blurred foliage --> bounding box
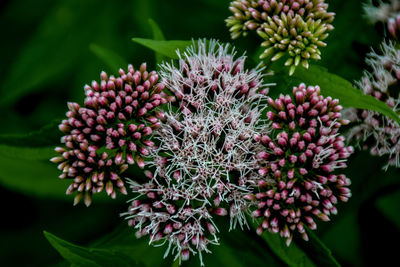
[0,0,399,266]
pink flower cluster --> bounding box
[51,64,170,205]
[226,0,335,74]
[250,84,353,244]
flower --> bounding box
[249,84,353,245]
[363,0,400,38]
[123,40,271,265]
[226,0,335,75]
[50,64,170,206]
[346,40,400,169]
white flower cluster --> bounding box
[363,0,400,37]
[123,40,272,265]
[346,41,400,169]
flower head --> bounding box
[346,40,400,169]
[123,40,271,265]
[250,84,352,245]
[363,0,400,38]
[51,64,170,206]
[226,0,335,75]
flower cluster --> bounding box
[51,64,170,206]
[363,0,400,38]
[249,84,353,245]
[123,40,271,265]
[47,0,362,263]
[226,0,335,75]
[346,41,400,169]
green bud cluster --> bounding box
[226,0,335,75]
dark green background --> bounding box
[0,0,399,266]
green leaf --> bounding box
[148,19,167,64]
[199,228,283,267]
[317,151,399,266]
[249,218,316,267]
[51,221,284,267]
[295,228,341,267]
[376,189,400,229]
[49,225,169,267]
[321,212,361,266]
[0,0,100,106]
[270,64,400,125]
[0,0,137,107]
[0,122,120,202]
[320,0,380,81]
[43,231,141,267]
[132,0,153,37]
[89,44,128,74]
[148,19,165,41]
[0,121,66,198]
[0,120,61,147]
[132,38,192,59]
[0,144,69,199]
